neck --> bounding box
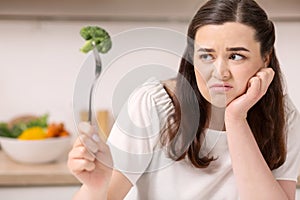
[207,105,226,131]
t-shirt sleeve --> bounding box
[107,78,174,185]
[272,95,300,182]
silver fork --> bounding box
[88,44,102,123]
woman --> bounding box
[68,0,300,199]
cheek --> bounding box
[194,68,210,98]
[193,59,212,83]
[233,66,260,93]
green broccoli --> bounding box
[0,123,12,138]
[80,26,112,54]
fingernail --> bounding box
[92,133,100,142]
[78,122,92,133]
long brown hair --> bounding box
[161,0,286,170]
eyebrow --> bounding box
[197,48,215,52]
[226,47,250,52]
[197,47,250,52]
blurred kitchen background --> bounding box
[0,0,299,199]
[1,0,300,136]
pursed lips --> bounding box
[209,83,233,92]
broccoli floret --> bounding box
[80,26,112,54]
[0,123,12,138]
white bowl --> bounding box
[0,136,72,164]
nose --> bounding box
[212,59,231,80]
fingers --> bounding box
[247,76,261,98]
[255,67,275,96]
[70,140,96,161]
[69,122,113,173]
[68,158,96,173]
[78,121,94,137]
[248,68,274,100]
[76,122,109,154]
[80,134,99,153]
[238,68,274,112]
[68,139,96,173]
[225,68,275,119]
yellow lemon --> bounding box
[18,127,47,140]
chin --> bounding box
[208,96,229,108]
[211,101,227,108]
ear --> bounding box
[263,52,271,68]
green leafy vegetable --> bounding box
[0,123,12,138]
[80,26,112,54]
[0,114,49,138]
[26,114,48,128]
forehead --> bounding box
[194,22,259,48]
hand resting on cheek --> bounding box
[225,67,275,120]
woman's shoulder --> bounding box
[127,77,176,116]
[129,77,176,98]
[284,94,300,127]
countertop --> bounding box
[0,150,299,188]
[0,151,80,186]
[0,110,109,187]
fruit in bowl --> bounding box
[0,114,72,164]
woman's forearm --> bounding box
[225,118,288,200]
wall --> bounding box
[0,20,187,134]
[0,19,299,135]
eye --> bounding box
[199,54,214,62]
[229,53,245,61]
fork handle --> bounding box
[88,80,96,123]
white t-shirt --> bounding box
[107,78,300,200]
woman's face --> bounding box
[193,22,269,107]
